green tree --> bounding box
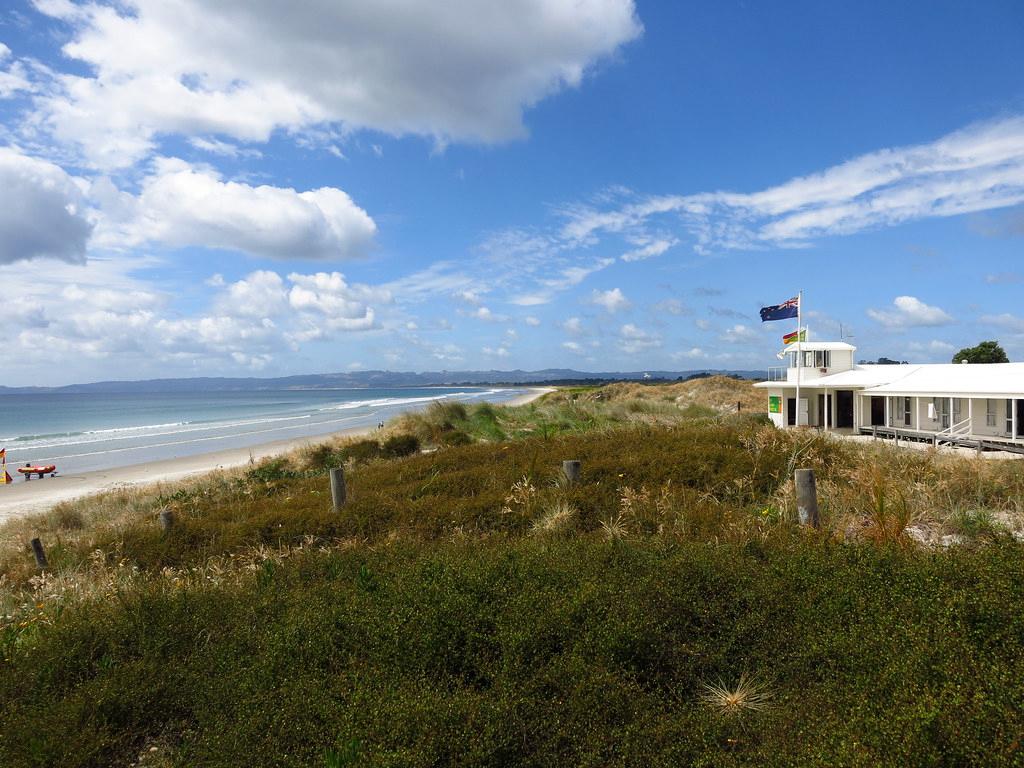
[952,340,1009,364]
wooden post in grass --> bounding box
[30,537,48,570]
[794,469,820,529]
[159,509,174,533]
[562,460,581,485]
[330,467,347,510]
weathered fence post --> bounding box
[330,467,347,510]
[794,469,820,529]
[30,537,48,570]
[561,460,581,485]
[158,509,175,533]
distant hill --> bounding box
[0,368,765,394]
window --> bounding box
[789,350,831,368]
[1007,399,1014,435]
[987,399,997,427]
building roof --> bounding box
[777,341,856,354]
[753,365,921,390]
[755,362,1024,397]
[862,363,1024,398]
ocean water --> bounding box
[0,387,522,475]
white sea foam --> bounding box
[28,412,367,462]
[2,386,520,474]
[319,389,507,411]
[84,421,189,435]
[13,414,313,452]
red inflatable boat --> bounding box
[18,465,57,479]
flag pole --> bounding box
[796,290,802,426]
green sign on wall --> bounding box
[768,395,781,414]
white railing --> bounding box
[935,417,972,445]
[943,417,972,437]
[767,366,787,382]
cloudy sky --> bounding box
[1,0,1023,385]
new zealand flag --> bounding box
[759,296,799,322]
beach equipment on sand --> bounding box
[17,464,57,480]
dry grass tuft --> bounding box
[701,672,773,715]
[530,500,577,536]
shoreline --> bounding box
[0,387,554,523]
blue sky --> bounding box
[0,0,1022,386]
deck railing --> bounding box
[940,416,972,438]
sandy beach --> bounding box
[0,387,553,524]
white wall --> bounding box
[971,398,1011,438]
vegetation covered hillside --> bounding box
[1,385,1023,767]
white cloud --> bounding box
[985,272,1024,284]
[524,316,541,326]
[563,317,583,334]
[618,323,660,353]
[0,255,401,381]
[621,237,675,262]
[214,270,288,318]
[556,115,1024,254]
[721,324,760,343]
[33,0,642,167]
[867,296,953,328]
[695,318,712,331]
[0,147,92,264]
[287,271,386,331]
[672,347,707,360]
[99,157,376,260]
[590,287,631,313]
[654,298,688,316]
[188,136,261,159]
[509,257,615,305]
[562,340,583,353]
[462,306,507,322]
[482,346,509,358]
[980,313,1024,332]
[0,44,33,98]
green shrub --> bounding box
[440,429,472,447]
[3,540,1024,766]
[338,439,382,464]
[382,434,420,457]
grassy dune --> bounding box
[2,379,1024,766]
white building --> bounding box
[754,341,1024,449]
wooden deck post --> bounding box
[330,467,346,510]
[794,469,820,528]
[30,537,48,570]
[562,460,581,485]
